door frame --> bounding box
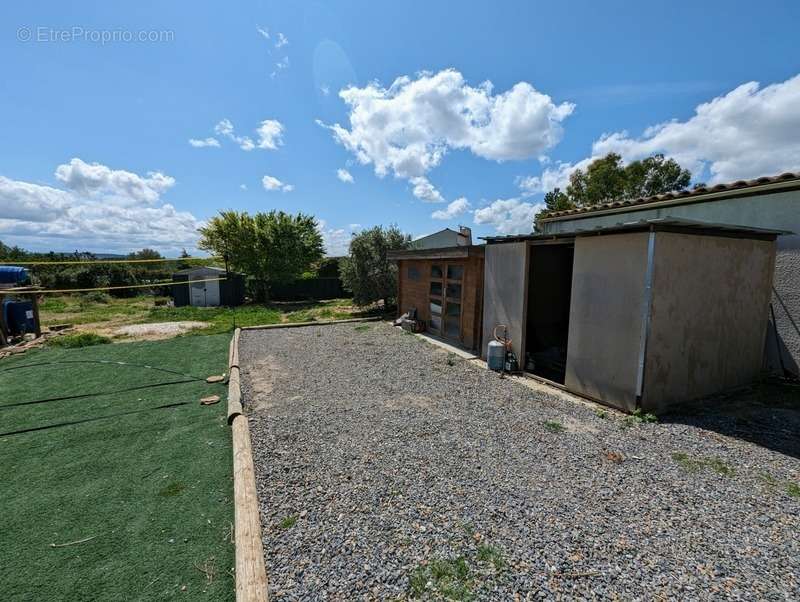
[427,261,465,344]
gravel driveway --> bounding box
[240,322,799,600]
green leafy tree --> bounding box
[339,225,411,307]
[534,153,691,228]
[198,210,324,301]
[0,240,28,261]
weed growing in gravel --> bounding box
[543,420,565,433]
[594,409,608,419]
[623,408,658,427]
[786,482,800,498]
[353,325,371,332]
[671,453,735,476]
[477,544,505,571]
[278,515,298,529]
[409,556,472,600]
[447,353,457,366]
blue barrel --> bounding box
[0,266,29,285]
[2,298,35,335]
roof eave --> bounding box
[539,177,800,223]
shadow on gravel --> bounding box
[660,381,800,459]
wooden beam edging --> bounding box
[228,327,269,602]
[227,328,243,423]
[239,315,383,331]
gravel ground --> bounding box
[240,322,800,601]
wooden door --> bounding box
[428,262,464,343]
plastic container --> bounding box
[2,298,35,335]
[487,339,506,371]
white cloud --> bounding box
[431,197,471,220]
[517,158,593,195]
[0,177,71,222]
[188,137,220,148]
[275,32,288,48]
[271,56,290,78]
[336,168,354,183]
[255,119,284,150]
[317,219,351,256]
[240,184,247,190]
[317,69,574,201]
[262,175,294,192]
[54,157,175,205]
[206,118,282,152]
[409,176,444,203]
[321,85,330,96]
[256,26,270,40]
[0,160,201,253]
[473,198,542,234]
[537,74,800,189]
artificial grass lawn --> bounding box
[0,334,235,600]
[39,295,368,335]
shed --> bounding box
[388,245,485,352]
[482,218,783,414]
[172,266,245,307]
[537,172,800,377]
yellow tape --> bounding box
[0,277,227,295]
[0,256,221,266]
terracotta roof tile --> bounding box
[540,171,800,220]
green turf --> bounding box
[0,335,235,600]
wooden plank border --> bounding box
[227,317,384,601]
[228,327,268,601]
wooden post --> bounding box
[227,327,268,601]
[29,293,41,338]
[0,291,8,347]
[227,329,243,423]
[232,414,269,602]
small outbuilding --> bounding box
[482,218,784,414]
[172,266,245,307]
[389,245,485,352]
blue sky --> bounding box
[1,1,799,255]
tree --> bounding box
[198,210,324,301]
[339,225,411,307]
[127,248,162,260]
[535,153,691,228]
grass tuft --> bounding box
[48,332,111,348]
[672,452,734,476]
[623,408,658,427]
[409,556,472,600]
[786,482,800,498]
[279,515,298,530]
[353,324,371,332]
[543,420,565,433]
[477,544,505,571]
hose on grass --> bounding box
[0,378,202,409]
[0,401,190,438]
[0,359,207,381]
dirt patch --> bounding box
[113,321,208,340]
[247,356,281,411]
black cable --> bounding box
[0,378,200,409]
[0,359,206,380]
[0,401,189,438]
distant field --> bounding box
[0,334,235,600]
[38,295,377,339]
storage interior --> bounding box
[525,243,574,383]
